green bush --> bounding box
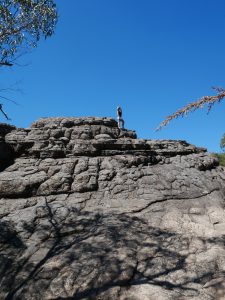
[220,133,225,151]
[212,153,225,167]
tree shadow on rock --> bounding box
[0,204,223,299]
[0,221,26,299]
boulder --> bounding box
[0,117,225,300]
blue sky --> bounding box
[2,0,225,152]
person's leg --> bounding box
[121,118,124,129]
[117,117,120,128]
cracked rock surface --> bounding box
[0,117,225,300]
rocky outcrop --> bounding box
[0,117,225,300]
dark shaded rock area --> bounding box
[0,124,16,171]
[0,117,225,300]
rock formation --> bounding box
[0,117,225,300]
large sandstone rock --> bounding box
[0,117,225,300]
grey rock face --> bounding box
[0,117,225,300]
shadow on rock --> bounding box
[1,205,224,299]
[0,221,26,298]
[0,142,14,172]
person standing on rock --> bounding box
[0,104,11,121]
[117,106,124,129]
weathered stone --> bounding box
[0,117,225,300]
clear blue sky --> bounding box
[2,0,225,152]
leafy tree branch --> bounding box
[0,0,58,120]
[0,0,58,67]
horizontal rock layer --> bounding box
[0,117,225,300]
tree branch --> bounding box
[156,87,225,131]
[0,61,13,67]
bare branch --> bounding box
[0,80,23,94]
[0,104,11,120]
[156,87,225,131]
[0,95,19,106]
[0,61,13,67]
